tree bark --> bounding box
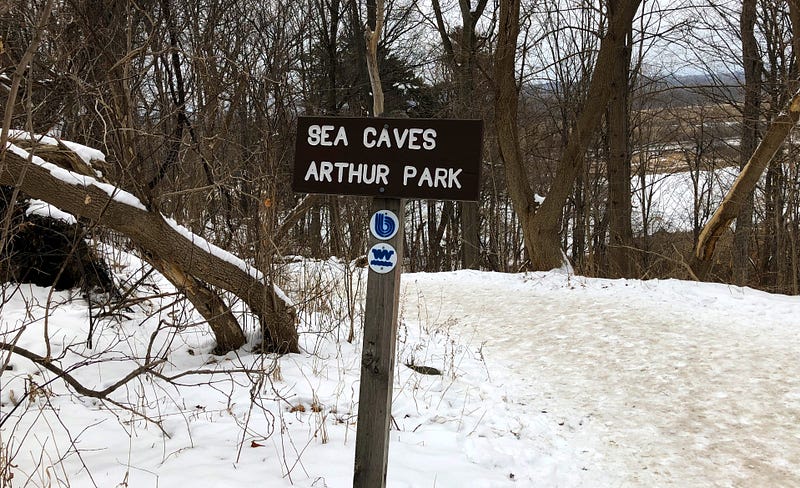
[365,0,384,116]
[692,88,800,279]
[732,0,760,286]
[495,0,534,266]
[606,0,634,278]
[462,202,481,269]
[790,1,800,86]
[1,144,298,353]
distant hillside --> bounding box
[522,71,744,109]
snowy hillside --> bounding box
[2,256,799,487]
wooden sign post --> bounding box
[293,115,482,488]
[353,197,403,486]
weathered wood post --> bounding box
[353,1,396,484]
[353,198,403,486]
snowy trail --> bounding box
[401,271,800,487]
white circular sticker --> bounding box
[368,243,398,274]
[369,210,399,240]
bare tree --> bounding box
[430,0,491,269]
[731,0,761,285]
[496,0,641,271]
[692,0,799,284]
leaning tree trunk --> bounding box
[692,88,800,280]
[1,142,298,353]
[151,256,247,354]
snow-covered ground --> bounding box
[2,256,799,487]
[404,271,800,487]
[632,167,737,234]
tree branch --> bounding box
[0,0,55,153]
[0,342,165,400]
[275,193,322,242]
[431,0,455,58]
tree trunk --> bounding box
[606,2,634,278]
[571,172,586,269]
[732,0,760,286]
[692,88,800,279]
[461,202,480,268]
[1,143,298,353]
[494,0,534,265]
[365,0,384,117]
[151,256,246,354]
[791,1,800,66]
[457,3,485,270]
[309,205,322,257]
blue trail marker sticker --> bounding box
[369,210,399,240]
[368,243,398,274]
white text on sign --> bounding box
[304,161,462,189]
[307,124,438,150]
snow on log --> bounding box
[1,139,298,353]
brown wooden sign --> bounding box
[293,116,483,201]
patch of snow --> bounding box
[403,270,800,487]
[632,168,737,234]
[60,139,107,164]
[6,142,147,211]
[25,199,77,224]
[273,283,294,306]
[7,130,106,173]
